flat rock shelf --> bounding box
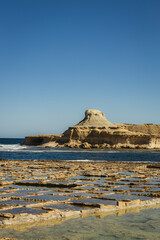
[0,160,160,229]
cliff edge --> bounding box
[22,109,160,149]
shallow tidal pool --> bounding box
[0,206,160,240]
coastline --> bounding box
[21,109,160,150]
[0,160,160,229]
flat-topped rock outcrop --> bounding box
[75,109,116,128]
[22,109,160,149]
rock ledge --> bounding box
[22,109,160,149]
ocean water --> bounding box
[0,138,160,162]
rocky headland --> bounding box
[22,109,160,149]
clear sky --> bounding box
[1,0,160,138]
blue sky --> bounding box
[1,0,160,138]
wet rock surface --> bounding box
[0,159,160,228]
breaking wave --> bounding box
[0,144,27,151]
[0,144,118,153]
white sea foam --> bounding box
[67,159,102,162]
[0,144,52,153]
[0,144,120,154]
[0,144,27,151]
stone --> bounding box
[22,109,160,149]
[0,238,20,240]
[0,159,160,228]
[75,109,116,128]
[0,213,13,218]
[80,142,92,149]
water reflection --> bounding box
[1,206,160,240]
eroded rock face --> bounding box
[75,109,115,128]
[22,109,160,149]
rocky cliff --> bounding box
[22,109,160,149]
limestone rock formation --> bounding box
[22,109,160,149]
[75,109,115,128]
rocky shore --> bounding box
[0,159,160,229]
[22,109,160,149]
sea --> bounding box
[1,138,160,162]
[0,138,160,239]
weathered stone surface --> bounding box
[22,109,160,149]
[75,109,115,128]
[0,213,13,218]
[0,238,20,240]
[0,160,160,228]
